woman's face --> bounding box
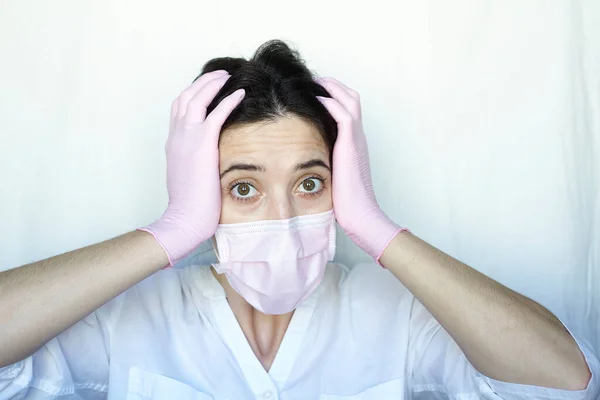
[218,116,332,224]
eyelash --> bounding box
[228,180,255,203]
[299,176,326,197]
[227,176,327,203]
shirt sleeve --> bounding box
[0,294,124,400]
[407,297,600,400]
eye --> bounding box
[231,182,258,199]
[298,178,322,193]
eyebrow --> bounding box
[220,159,330,179]
[220,163,266,179]
[294,159,331,172]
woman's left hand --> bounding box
[317,78,406,262]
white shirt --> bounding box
[1,262,598,400]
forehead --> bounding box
[219,117,328,165]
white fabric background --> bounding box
[1,1,598,350]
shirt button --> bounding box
[262,390,273,399]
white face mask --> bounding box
[211,210,336,315]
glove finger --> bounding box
[176,70,229,117]
[319,77,360,100]
[204,89,246,146]
[317,78,361,118]
[317,96,353,131]
[184,76,232,124]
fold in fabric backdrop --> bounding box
[0,0,598,349]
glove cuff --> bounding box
[346,208,409,265]
[139,213,206,268]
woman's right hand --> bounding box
[0,71,244,369]
[140,71,245,266]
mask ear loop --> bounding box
[210,237,227,278]
[211,237,221,262]
[328,212,337,261]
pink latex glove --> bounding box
[140,70,245,267]
[317,77,408,263]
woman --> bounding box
[0,40,597,399]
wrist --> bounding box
[132,229,171,271]
[377,228,412,269]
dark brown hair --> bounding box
[196,40,337,155]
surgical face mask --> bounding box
[211,210,336,315]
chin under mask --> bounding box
[211,210,336,315]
